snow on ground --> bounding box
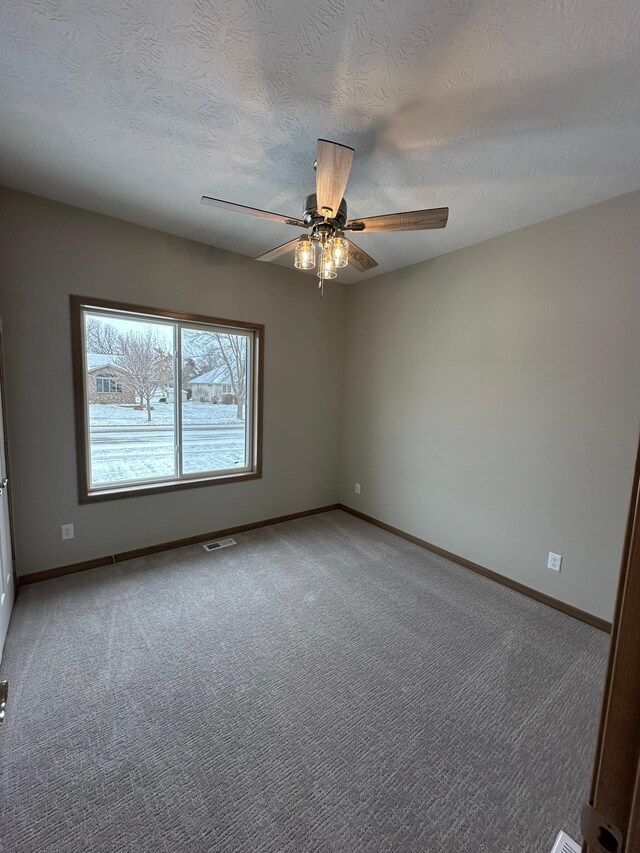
[91,454,176,486]
[88,402,246,485]
[89,402,243,426]
[90,443,245,486]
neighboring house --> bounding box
[86,353,136,404]
[189,368,236,402]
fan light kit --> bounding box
[202,139,449,298]
[294,232,349,279]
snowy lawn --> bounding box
[90,440,246,486]
[89,402,243,426]
[87,402,246,486]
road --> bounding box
[90,424,244,453]
[89,424,246,472]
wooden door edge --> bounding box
[584,427,640,851]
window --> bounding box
[72,296,263,501]
[96,373,122,394]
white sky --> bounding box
[86,312,175,348]
[85,313,247,360]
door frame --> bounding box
[0,323,18,596]
[584,428,640,851]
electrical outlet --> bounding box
[61,523,75,541]
[355,483,361,495]
[547,552,562,572]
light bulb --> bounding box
[294,236,315,270]
[331,235,349,268]
[317,248,337,280]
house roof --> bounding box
[190,367,232,385]
[86,352,126,372]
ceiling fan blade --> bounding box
[315,139,354,218]
[346,239,378,272]
[201,196,305,227]
[347,207,449,233]
[254,237,301,263]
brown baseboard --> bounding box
[19,504,340,586]
[338,504,612,634]
[20,501,613,634]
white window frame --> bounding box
[96,373,122,394]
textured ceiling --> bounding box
[1,0,640,281]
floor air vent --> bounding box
[203,538,237,552]
[550,831,580,853]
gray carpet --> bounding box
[0,510,607,852]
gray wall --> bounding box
[340,192,640,621]
[0,187,345,576]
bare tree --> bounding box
[181,356,198,390]
[182,329,248,419]
[213,333,247,419]
[181,332,220,377]
[86,317,120,354]
[118,329,173,422]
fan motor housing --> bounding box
[303,193,347,228]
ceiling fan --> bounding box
[201,139,449,297]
